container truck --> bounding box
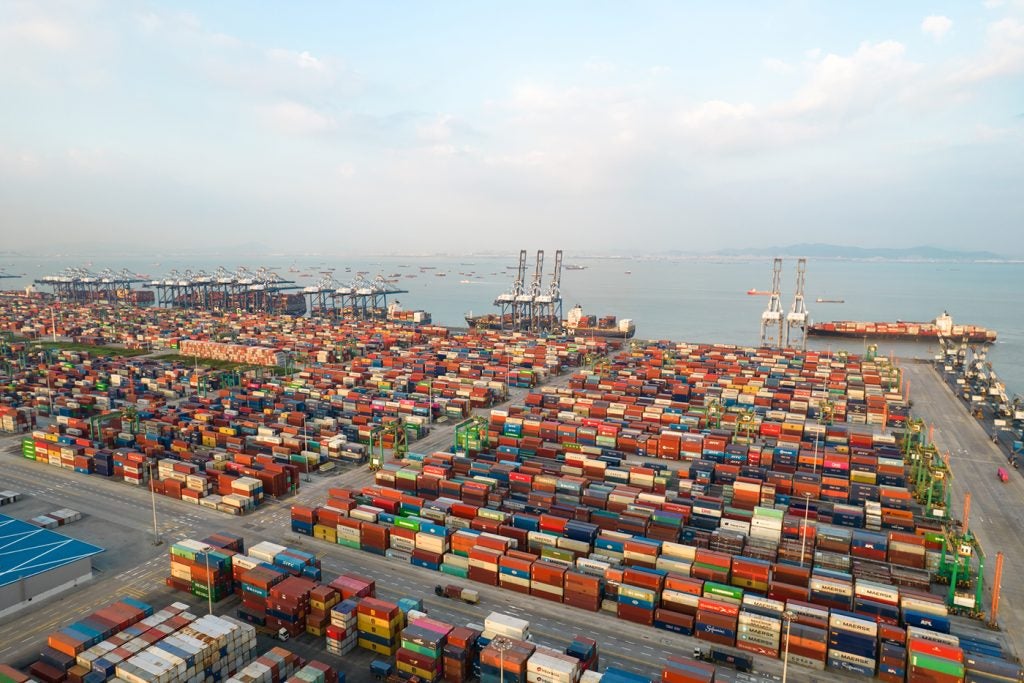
[435,583,480,604]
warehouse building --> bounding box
[0,513,104,618]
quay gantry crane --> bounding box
[37,267,148,303]
[493,250,528,330]
[759,258,784,348]
[302,272,340,316]
[785,258,810,350]
[482,249,564,332]
[147,266,302,313]
[533,250,563,332]
[521,250,545,330]
[334,274,408,320]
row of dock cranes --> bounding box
[758,257,810,349]
[33,266,412,319]
[474,249,564,332]
[34,268,149,303]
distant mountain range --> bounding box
[712,243,1005,261]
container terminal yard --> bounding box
[1,282,1023,683]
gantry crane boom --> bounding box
[786,257,810,349]
[759,258,784,347]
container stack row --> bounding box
[298,486,1021,682]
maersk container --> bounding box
[826,656,874,677]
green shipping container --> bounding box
[910,653,965,678]
[440,564,469,579]
[401,640,440,658]
[395,517,420,532]
[703,581,744,602]
[541,547,574,564]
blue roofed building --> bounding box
[0,513,104,618]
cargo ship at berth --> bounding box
[564,304,635,339]
[808,312,996,343]
[464,305,635,338]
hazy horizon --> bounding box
[2,2,1022,254]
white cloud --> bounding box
[762,57,794,74]
[260,101,335,134]
[136,12,162,33]
[416,114,455,142]
[786,41,921,115]
[0,18,75,50]
[922,15,953,41]
[949,18,1024,83]
[267,48,327,72]
[583,57,615,74]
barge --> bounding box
[808,312,996,343]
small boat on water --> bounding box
[747,289,772,296]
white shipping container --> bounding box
[828,649,875,668]
[829,615,878,637]
[485,612,530,641]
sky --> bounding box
[1,1,1023,255]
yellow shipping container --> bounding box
[396,662,435,680]
[357,621,399,639]
[357,639,395,656]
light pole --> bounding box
[812,428,819,474]
[800,492,812,567]
[148,461,162,546]
[302,415,311,482]
[782,610,795,683]
[426,379,433,424]
[200,544,214,615]
[491,636,513,683]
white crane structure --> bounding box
[759,258,785,348]
[785,258,810,349]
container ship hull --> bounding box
[808,319,996,343]
[465,314,636,338]
[565,325,636,339]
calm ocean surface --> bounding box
[4,254,1022,397]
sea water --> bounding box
[5,254,1021,396]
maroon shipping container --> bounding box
[616,603,654,626]
[563,591,601,612]
[768,581,809,603]
[397,648,442,673]
[468,566,498,586]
